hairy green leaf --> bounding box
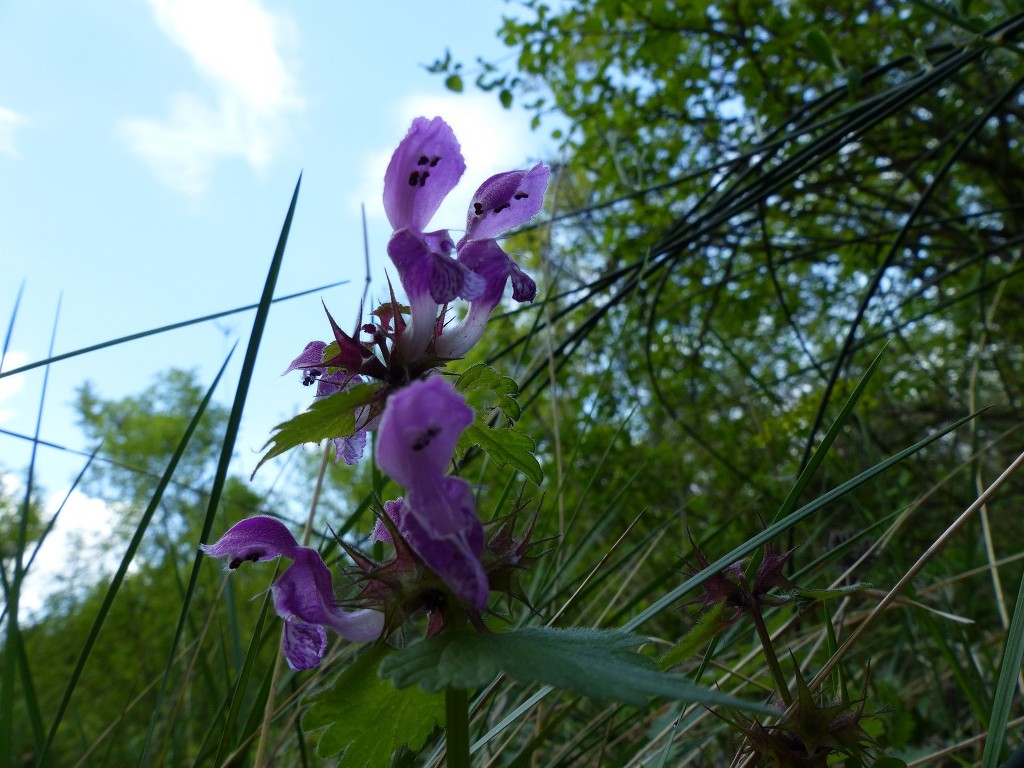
[303,646,443,766]
[379,627,769,712]
[253,383,379,476]
[455,363,522,422]
[460,423,543,485]
[658,603,728,670]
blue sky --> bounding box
[0,0,553,612]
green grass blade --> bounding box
[34,346,235,765]
[981,564,1024,768]
[139,174,301,766]
[1,294,60,765]
[211,585,276,766]
[0,279,24,370]
[771,341,888,525]
[623,410,978,633]
[0,279,342,381]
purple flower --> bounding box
[384,117,484,360]
[201,516,384,670]
[284,341,372,466]
[375,377,489,608]
[459,164,550,246]
[436,164,549,359]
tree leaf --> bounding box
[803,29,839,70]
[460,423,543,485]
[445,74,464,92]
[253,383,379,476]
[379,627,769,713]
[302,645,443,766]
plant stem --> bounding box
[749,603,792,706]
[445,687,471,768]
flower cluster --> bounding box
[202,117,548,669]
[282,117,548,467]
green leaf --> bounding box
[803,29,839,70]
[455,363,522,422]
[303,646,443,766]
[445,74,464,92]
[460,423,543,485]
[658,603,728,670]
[253,383,379,476]
[379,627,769,713]
[796,583,869,601]
[499,88,513,108]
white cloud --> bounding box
[121,0,303,196]
[0,350,27,425]
[353,92,549,231]
[18,489,121,619]
[0,107,28,159]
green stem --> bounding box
[445,687,471,768]
[750,603,792,706]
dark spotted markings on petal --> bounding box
[229,552,265,569]
[473,202,484,216]
[514,191,528,200]
[411,425,441,451]
[492,202,511,214]
[409,170,431,187]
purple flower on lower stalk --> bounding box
[383,117,483,361]
[201,516,384,670]
[375,377,489,608]
[435,163,549,360]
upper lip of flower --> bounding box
[383,116,467,235]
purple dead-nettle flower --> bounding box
[459,163,550,246]
[375,377,489,609]
[384,117,484,361]
[201,516,384,670]
[284,343,372,466]
[435,163,550,359]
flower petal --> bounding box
[332,430,367,466]
[272,548,385,643]
[284,341,327,375]
[401,477,488,609]
[509,260,537,302]
[388,228,481,304]
[372,498,406,544]
[376,377,474,489]
[384,117,466,232]
[200,516,300,569]
[281,620,328,671]
[463,163,550,242]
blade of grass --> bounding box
[770,342,889,526]
[980,554,1024,768]
[0,294,60,764]
[139,174,301,766]
[0,279,343,381]
[0,279,24,371]
[34,344,235,765]
[623,409,978,633]
[210,578,277,767]
[0,447,101,627]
